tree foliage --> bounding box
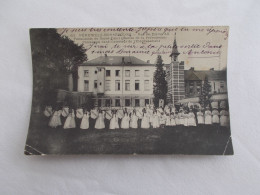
[153,55,168,107]
[30,29,87,108]
[199,76,211,109]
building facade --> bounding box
[77,55,155,107]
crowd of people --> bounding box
[43,102,230,130]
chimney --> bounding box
[147,60,150,64]
[190,67,194,71]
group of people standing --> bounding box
[44,103,230,130]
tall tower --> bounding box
[168,33,185,103]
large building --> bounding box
[77,55,155,107]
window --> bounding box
[115,99,120,106]
[135,80,140,90]
[125,80,130,91]
[94,80,97,88]
[115,80,120,91]
[145,99,149,105]
[106,70,111,77]
[135,99,140,107]
[105,80,111,91]
[135,70,140,77]
[95,70,97,74]
[144,70,149,77]
[115,70,120,77]
[84,80,89,91]
[125,70,130,77]
[189,81,194,93]
[84,70,89,77]
[105,99,111,107]
[125,99,130,107]
[220,81,224,88]
[144,80,149,91]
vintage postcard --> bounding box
[25,26,233,155]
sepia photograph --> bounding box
[25,26,233,155]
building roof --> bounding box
[185,69,227,81]
[81,56,153,66]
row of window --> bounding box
[84,80,150,91]
[84,69,150,77]
[97,99,150,107]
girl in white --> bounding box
[188,111,197,127]
[151,110,160,128]
[178,109,185,126]
[130,110,138,129]
[121,110,130,129]
[165,113,171,127]
[80,109,90,129]
[64,109,76,129]
[141,109,150,129]
[49,107,62,128]
[110,110,119,129]
[183,111,189,127]
[212,109,220,124]
[220,109,229,127]
[197,109,205,125]
[204,107,212,125]
[159,112,167,128]
[95,110,105,129]
[170,112,176,126]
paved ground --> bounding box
[25,114,234,155]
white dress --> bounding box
[80,113,89,129]
[63,111,76,129]
[166,115,171,126]
[188,112,196,126]
[212,110,220,124]
[197,112,204,124]
[220,110,229,127]
[121,113,130,129]
[141,113,150,129]
[205,110,212,125]
[95,113,105,129]
[184,113,189,126]
[170,114,176,126]
[130,114,138,129]
[152,114,160,128]
[49,111,62,128]
[110,114,119,129]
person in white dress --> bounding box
[188,111,197,127]
[80,110,90,129]
[63,109,76,129]
[95,110,105,129]
[178,109,185,126]
[204,107,212,125]
[121,111,130,129]
[130,110,138,129]
[141,109,150,129]
[109,110,119,129]
[197,109,205,125]
[159,112,167,128]
[76,107,84,127]
[220,109,229,127]
[90,108,98,129]
[165,113,171,127]
[183,111,189,127]
[212,109,220,124]
[152,110,160,128]
[48,108,62,128]
[170,112,176,126]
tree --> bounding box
[153,55,168,107]
[199,76,211,109]
[30,29,87,109]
